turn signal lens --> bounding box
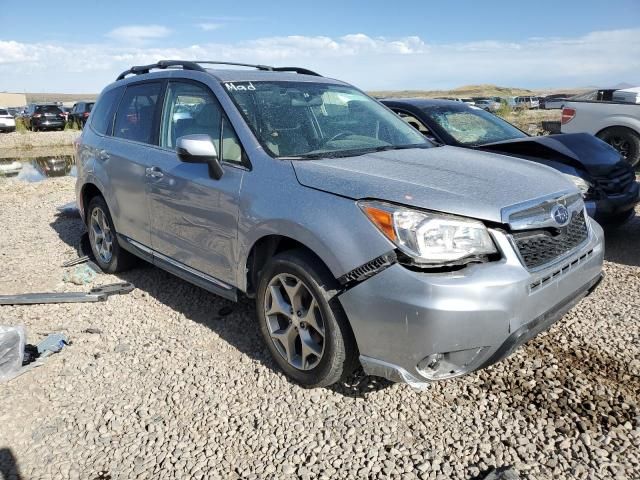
[361,205,397,242]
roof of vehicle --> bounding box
[203,68,346,85]
[113,60,347,86]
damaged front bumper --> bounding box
[338,219,604,389]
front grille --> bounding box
[512,210,588,269]
[593,164,636,195]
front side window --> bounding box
[424,106,527,146]
[114,82,162,144]
[91,87,124,136]
[160,81,243,164]
[224,81,429,158]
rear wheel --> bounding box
[597,127,640,168]
[86,196,136,273]
[256,250,357,387]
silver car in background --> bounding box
[75,60,604,388]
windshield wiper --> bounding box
[279,143,430,160]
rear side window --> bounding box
[91,87,124,136]
[114,82,162,144]
[0,109,8,115]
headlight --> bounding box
[358,200,497,266]
[563,174,592,196]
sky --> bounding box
[0,0,639,93]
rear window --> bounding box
[87,103,95,111]
[36,105,62,114]
[91,87,124,136]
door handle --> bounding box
[145,166,164,179]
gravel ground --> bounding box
[0,177,638,480]
[0,130,79,153]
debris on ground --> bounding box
[37,333,69,357]
[83,327,103,335]
[482,466,520,479]
[0,282,135,305]
[0,325,25,381]
[55,201,80,217]
[63,263,98,285]
[62,255,90,268]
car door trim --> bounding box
[118,235,237,301]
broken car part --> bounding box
[0,282,134,305]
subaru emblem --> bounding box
[551,204,570,226]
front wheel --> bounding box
[256,250,357,387]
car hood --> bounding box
[476,133,623,176]
[291,146,574,224]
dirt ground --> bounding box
[0,177,638,480]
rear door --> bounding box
[102,80,163,246]
[147,79,246,285]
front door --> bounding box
[147,80,246,285]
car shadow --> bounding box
[49,216,392,397]
[603,213,640,267]
[0,448,23,480]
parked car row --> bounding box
[2,101,95,132]
[74,60,616,389]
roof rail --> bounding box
[195,61,322,77]
[116,60,206,81]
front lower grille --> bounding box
[593,164,636,195]
[512,210,588,270]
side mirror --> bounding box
[176,134,224,180]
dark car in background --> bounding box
[68,101,94,128]
[382,98,639,225]
[23,104,66,131]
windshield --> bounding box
[224,81,430,158]
[423,105,526,146]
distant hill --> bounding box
[25,92,98,104]
[368,84,589,99]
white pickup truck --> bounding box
[561,88,640,167]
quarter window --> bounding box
[91,87,124,136]
[113,82,162,144]
[160,81,243,164]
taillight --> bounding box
[83,112,90,117]
[561,107,576,125]
[33,113,42,118]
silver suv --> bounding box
[75,60,604,388]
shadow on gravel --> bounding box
[603,214,640,267]
[49,216,392,397]
[0,448,23,480]
[117,263,392,397]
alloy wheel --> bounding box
[264,273,325,370]
[89,207,113,263]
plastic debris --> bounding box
[0,282,135,305]
[56,201,80,217]
[0,326,26,382]
[22,344,40,366]
[37,333,69,358]
[63,264,98,285]
[62,255,90,268]
[483,466,520,480]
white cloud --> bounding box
[0,29,638,93]
[196,23,223,32]
[105,25,171,44]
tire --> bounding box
[256,250,357,388]
[597,126,640,168]
[86,196,136,273]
